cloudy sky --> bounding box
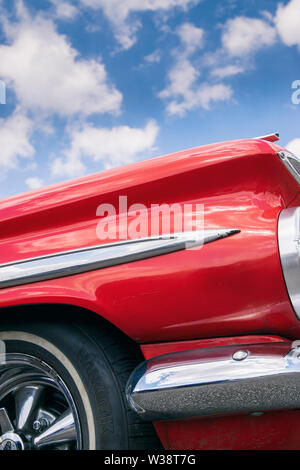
[0,0,299,198]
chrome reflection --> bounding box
[126,342,300,421]
[33,410,77,448]
[0,354,81,450]
[278,151,300,185]
[278,207,300,319]
[0,229,239,289]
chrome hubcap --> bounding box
[0,354,81,450]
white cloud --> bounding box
[164,81,232,116]
[144,50,161,64]
[177,22,205,54]
[222,16,277,57]
[159,22,232,116]
[160,58,199,100]
[0,110,34,172]
[287,138,300,157]
[50,0,79,20]
[275,0,300,50]
[207,13,281,86]
[210,64,244,78]
[0,2,122,116]
[79,0,200,49]
[25,177,44,190]
[51,120,160,178]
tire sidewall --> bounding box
[0,323,128,450]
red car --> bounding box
[0,133,300,450]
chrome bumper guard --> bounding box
[126,342,300,421]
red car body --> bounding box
[1,136,300,449]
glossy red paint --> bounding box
[286,190,300,209]
[141,334,289,359]
[0,138,299,343]
[143,340,292,373]
[154,411,300,450]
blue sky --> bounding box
[0,0,299,198]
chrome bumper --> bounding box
[126,342,300,421]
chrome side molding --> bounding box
[126,342,300,421]
[0,229,240,289]
[278,207,300,319]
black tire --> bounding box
[0,320,161,450]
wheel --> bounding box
[0,320,161,450]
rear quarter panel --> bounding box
[0,139,299,343]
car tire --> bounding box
[0,320,161,450]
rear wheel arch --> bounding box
[0,303,161,449]
[0,303,121,330]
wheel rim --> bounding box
[0,354,82,450]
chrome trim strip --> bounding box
[278,207,300,319]
[0,229,240,289]
[254,132,280,142]
[126,342,300,421]
[278,151,300,185]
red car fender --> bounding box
[0,139,299,343]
